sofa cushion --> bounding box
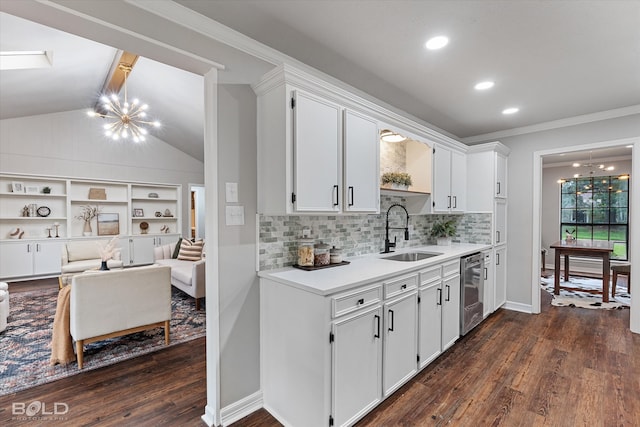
[177,239,204,261]
[155,259,195,286]
[67,241,104,262]
[61,258,124,274]
[172,238,183,259]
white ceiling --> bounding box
[1,1,638,163]
[178,0,640,140]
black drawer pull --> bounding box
[357,298,364,305]
[401,284,407,290]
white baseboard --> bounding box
[220,390,263,426]
[201,404,217,427]
[503,300,533,313]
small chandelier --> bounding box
[380,129,407,143]
[87,64,160,142]
[571,151,614,178]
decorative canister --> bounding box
[297,237,315,267]
[314,242,331,266]
[330,246,343,264]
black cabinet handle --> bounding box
[453,196,457,209]
[445,285,451,302]
[348,186,354,207]
[333,185,339,207]
[497,182,501,195]
[447,195,451,209]
[437,288,442,306]
[388,309,394,332]
[496,253,500,265]
[496,231,501,243]
[401,284,407,290]
[374,315,380,338]
[484,267,488,280]
[357,298,364,305]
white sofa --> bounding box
[70,265,172,369]
[60,240,124,286]
[0,282,8,333]
[154,242,205,310]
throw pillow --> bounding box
[172,237,183,259]
[177,239,204,261]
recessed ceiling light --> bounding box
[425,36,449,50]
[474,81,495,90]
[626,145,633,148]
[502,107,519,115]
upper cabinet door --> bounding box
[343,110,379,213]
[433,146,452,212]
[450,150,466,212]
[293,90,342,212]
[495,152,507,198]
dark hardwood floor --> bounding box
[1,281,637,426]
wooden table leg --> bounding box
[564,254,570,281]
[602,254,610,303]
[554,249,561,295]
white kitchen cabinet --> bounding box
[293,90,342,212]
[416,259,460,369]
[441,264,461,351]
[495,246,507,309]
[0,240,65,279]
[332,305,383,427]
[383,291,418,397]
[433,145,466,213]
[343,110,379,212]
[482,250,495,317]
[495,199,507,246]
[495,152,507,198]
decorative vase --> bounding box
[437,237,452,246]
[99,260,109,271]
[391,183,409,191]
[83,220,92,236]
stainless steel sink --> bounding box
[382,252,442,262]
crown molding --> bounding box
[462,105,640,144]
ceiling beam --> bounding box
[93,50,139,112]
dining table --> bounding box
[550,239,614,302]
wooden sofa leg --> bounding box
[195,297,200,311]
[76,340,84,369]
[164,320,170,345]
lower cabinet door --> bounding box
[441,274,461,351]
[332,305,383,427]
[383,292,418,396]
[129,237,156,266]
[418,282,442,369]
[33,240,65,275]
[0,242,34,278]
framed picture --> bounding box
[25,185,40,194]
[133,208,144,217]
[11,181,24,193]
[97,213,119,236]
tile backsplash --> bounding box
[259,195,492,270]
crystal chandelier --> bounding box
[87,64,160,142]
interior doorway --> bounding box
[190,184,205,240]
[532,138,636,324]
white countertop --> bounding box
[258,243,491,296]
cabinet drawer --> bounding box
[332,285,382,318]
[419,265,441,286]
[442,259,460,277]
[384,274,418,299]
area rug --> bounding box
[541,276,631,310]
[0,286,205,396]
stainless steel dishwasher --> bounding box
[460,252,484,335]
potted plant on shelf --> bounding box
[381,172,412,190]
[42,186,51,194]
[430,219,457,246]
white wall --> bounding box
[477,114,639,328]
[217,84,260,407]
[0,109,204,236]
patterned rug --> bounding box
[541,275,631,309]
[0,286,205,396]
